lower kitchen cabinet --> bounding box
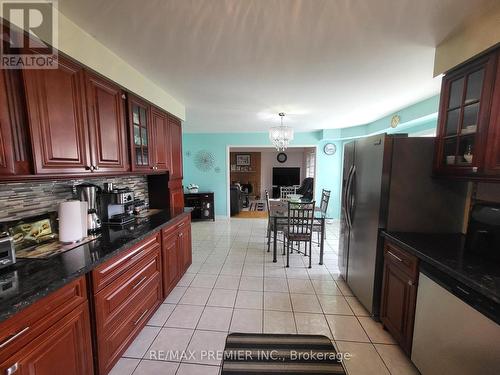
[91,233,162,375]
[161,214,192,297]
[380,241,419,355]
[0,277,93,375]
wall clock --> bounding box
[277,152,287,163]
[323,143,337,155]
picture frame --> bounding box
[236,154,251,166]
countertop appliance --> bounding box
[0,232,15,269]
[466,202,500,261]
[75,183,102,233]
[339,134,467,316]
[411,271,500,375]
[99,187,135,226]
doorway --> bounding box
[227,146,316,218]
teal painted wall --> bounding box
[182,95,441,219]
[182,132,343,218]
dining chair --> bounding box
[284,201,315,268]
[314,189,330,243]
[280,186,297,200]
[265,190,286,253]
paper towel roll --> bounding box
[59,201,84,243]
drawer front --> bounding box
[0,277,87,362]
[94,249,161,331]
[92,232,161,292]
[97,275,161,374]
[161,214,189,239]
[384,242,419,279]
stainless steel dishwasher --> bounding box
[411,272,500,375]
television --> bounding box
[272,167,301,186]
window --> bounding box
[305,151,315,178]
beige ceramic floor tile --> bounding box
[287,278,315,294]
[132,360,178,375]
[238,276,264,291]
[147,304,176,327]
[185,330,228,365]
[375,344,420,375]
[165,305,204,329]
[290,293,323,313]
[197,307,233,332]
[179,287,212,305]
[176,363,221,375]
[294,312,333,339]
[358,316,396,344]
[311,279,342,295]
[336,279,354,296]
[123,326,161,358]
[263,311,297,334]
[235,290,263,309]
[215,275,240,290]
[317,295,353,315]
[207,289,237,308]
[230,308,263,333]
[264,292,292,311]
[345,296,370,316]
[190,274,218,288]
[164,286,187,304]
[145,328,194,361]
[325,315,370,342]
[264,277,289,292]
[177,273,196,287]
[337,341,390,375]
[109,358,139,375]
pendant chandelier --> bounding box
[269,112,294,151]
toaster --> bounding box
[0,232,16,269]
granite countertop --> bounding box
[0,209,191,324]
[382,232,500,305]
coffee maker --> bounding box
[99,186,135,226]
[75,184,102,233]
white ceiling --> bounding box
[59,0,497,132]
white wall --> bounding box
[260,148,313,197]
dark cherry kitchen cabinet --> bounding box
[434,47,500,179]
[0,277,93,375]
[0,69,31,177]
[151,108,170,172]
[180,215,192,270]
[168,178,185,216]
[85,72,129,173]
[380,241,419,356]
[23,55,91,174]
[169,116,183,179]
[128,95,154,172]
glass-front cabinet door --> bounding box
[128,95,153,171]
[434,50,497,177]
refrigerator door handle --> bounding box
[345,165,355,229]
[348,166,357,224]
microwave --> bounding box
[0,232,16,269]
[466,203,500,261]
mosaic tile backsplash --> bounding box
[0,175,148,221]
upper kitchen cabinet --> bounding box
[0,70,31,177]
[85,72,129,173]
[23,56,91,174]
[151,108,170,172]
[128,94,153,172]
[434,47,499,179]
[169,116,183,180]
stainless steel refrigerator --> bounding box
[339,134,467,317]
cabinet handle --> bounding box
[5,363,18,375]
[121,93,127,100]
[408,280,414,286]
[387,251,403,262]
[94,165,99,171]
[132,275,148,290]
[455,286,470,295]
[133,308,149,326]
[85,165,92,171]
[151,166,155,170]
[0,326,30,349]
[472,167,478,173]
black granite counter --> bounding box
[0,210,191,324]
[382,232,500,307]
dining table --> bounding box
[267,198,326,265]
